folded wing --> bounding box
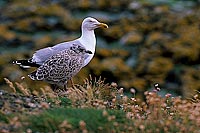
[31,40,78,65]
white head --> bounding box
[81,17,108,31]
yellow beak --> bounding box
[98,23,109,28]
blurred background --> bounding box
[0,0,200,98]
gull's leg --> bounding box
[64,84,67,90]
[70,78,75,88]
[51,84,58,91]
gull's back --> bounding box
[29,44,90,86]
[31,39,82,65]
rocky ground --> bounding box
[0,78,200,132]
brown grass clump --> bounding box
[66,76,116,108]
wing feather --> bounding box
[31,40,84,65]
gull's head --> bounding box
[82,17,108,31]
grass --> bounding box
[1,77,200,133]
[0,112,9,123]
[22,108,127,133]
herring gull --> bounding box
[29,44,92,87]
[13,17,108,88]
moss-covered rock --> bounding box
[181,67,200,97]
[1,0,200,96]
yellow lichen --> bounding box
[0,25,16,40]
[147,57,174,75]
[121,32,143,45]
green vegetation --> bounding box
[1,78,200,132]
[23,108,126,133]
[0,112,9,123]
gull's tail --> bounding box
[28,71,37,80]
[13,59,40,68]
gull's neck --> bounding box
[78,28,96,53]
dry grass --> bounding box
[4,78,16,93]
[1,77,200,132]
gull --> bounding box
[13,17,108,88]
[29,44,92,89]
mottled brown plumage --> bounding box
[28,44,92,87]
